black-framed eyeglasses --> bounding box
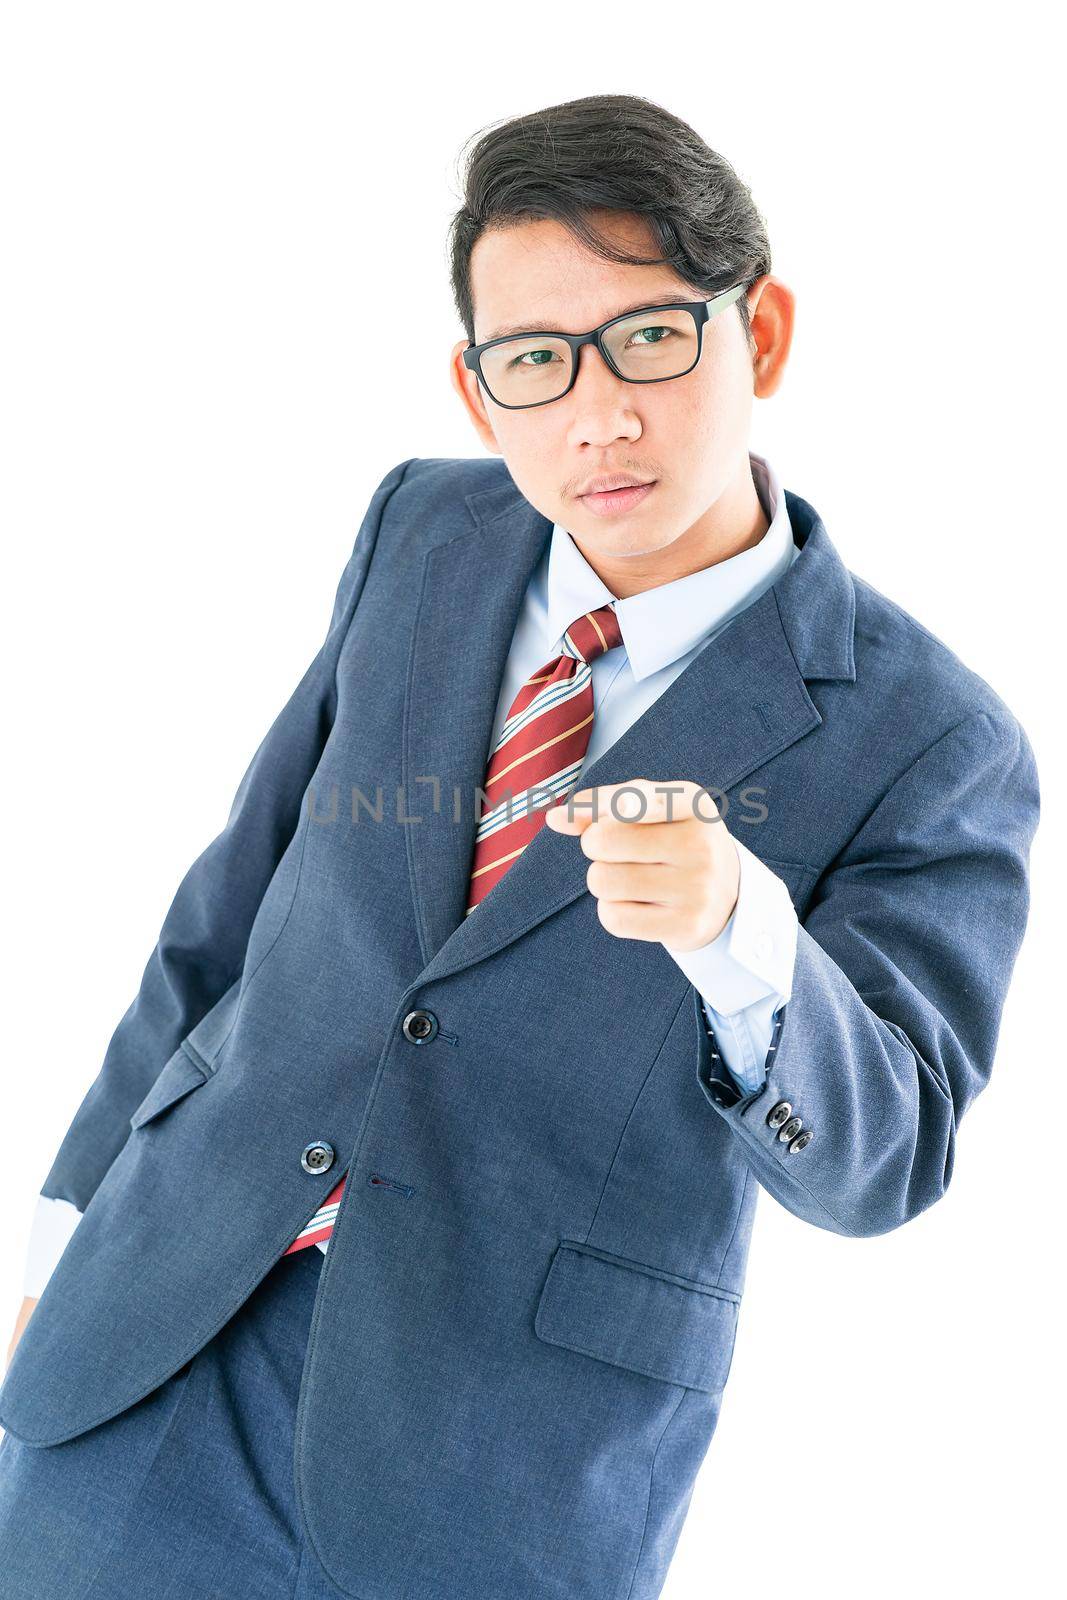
[461,282,747,411]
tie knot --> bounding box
[564,602,623,666]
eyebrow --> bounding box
[482,292,698,343]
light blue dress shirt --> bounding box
[22,452,801,1299]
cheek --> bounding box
[492,416,544,471]
[659,381,729,463]
[679,353,754,449]
[485,421,562,514]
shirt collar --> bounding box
[545,451,796,682]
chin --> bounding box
[584,526,677,559]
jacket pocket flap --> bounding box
[129,1045,210,1130]
[182,976,242,1072]
[534,1240,740,1394]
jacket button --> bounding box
[778,1116,804,1143]
[788,1128,814,1154]
[402,1008,438,1044]
[766,1100,792,1129]
[301,1140,336,1174]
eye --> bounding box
[626,325,673,346]
[513,348,561,368]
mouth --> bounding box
[577,480,658,516]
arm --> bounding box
[695,706,1040,1237]
[31,457,418,1221]
[22,1195,84,1299]
[664,838,798,1095]
[5,1196,79,1367]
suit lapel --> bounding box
[403,472,856,988]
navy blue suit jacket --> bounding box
[0,458,1040,1600]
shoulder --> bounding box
[394,455,512,490]
[847,566,1032,764]
[379,454,514,512]
[337,454,528,612]
[363,455,518,552]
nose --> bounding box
[565,343,642,448]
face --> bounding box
[450,211,794,578]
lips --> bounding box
[578,480,657,515]
[578,476,654,496]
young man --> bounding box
[0,94,1040,1600]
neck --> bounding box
[572,453,770,599]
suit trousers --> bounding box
[0,1245,343,1598]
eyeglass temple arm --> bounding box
[705,282,747,315]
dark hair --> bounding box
[448,94,771,353]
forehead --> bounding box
[470,215,697,342]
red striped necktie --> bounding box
[281,601,624,1256]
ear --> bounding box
[449,338,502,454]
[744,276,796,400]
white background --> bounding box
[1,5,1062,1597]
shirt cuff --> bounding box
[23,1195,83,1299]
[662,835,799,1012]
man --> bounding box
[0,93,1039,1600]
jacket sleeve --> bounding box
[695,704,1040,1237]
[35,457,418,1216]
